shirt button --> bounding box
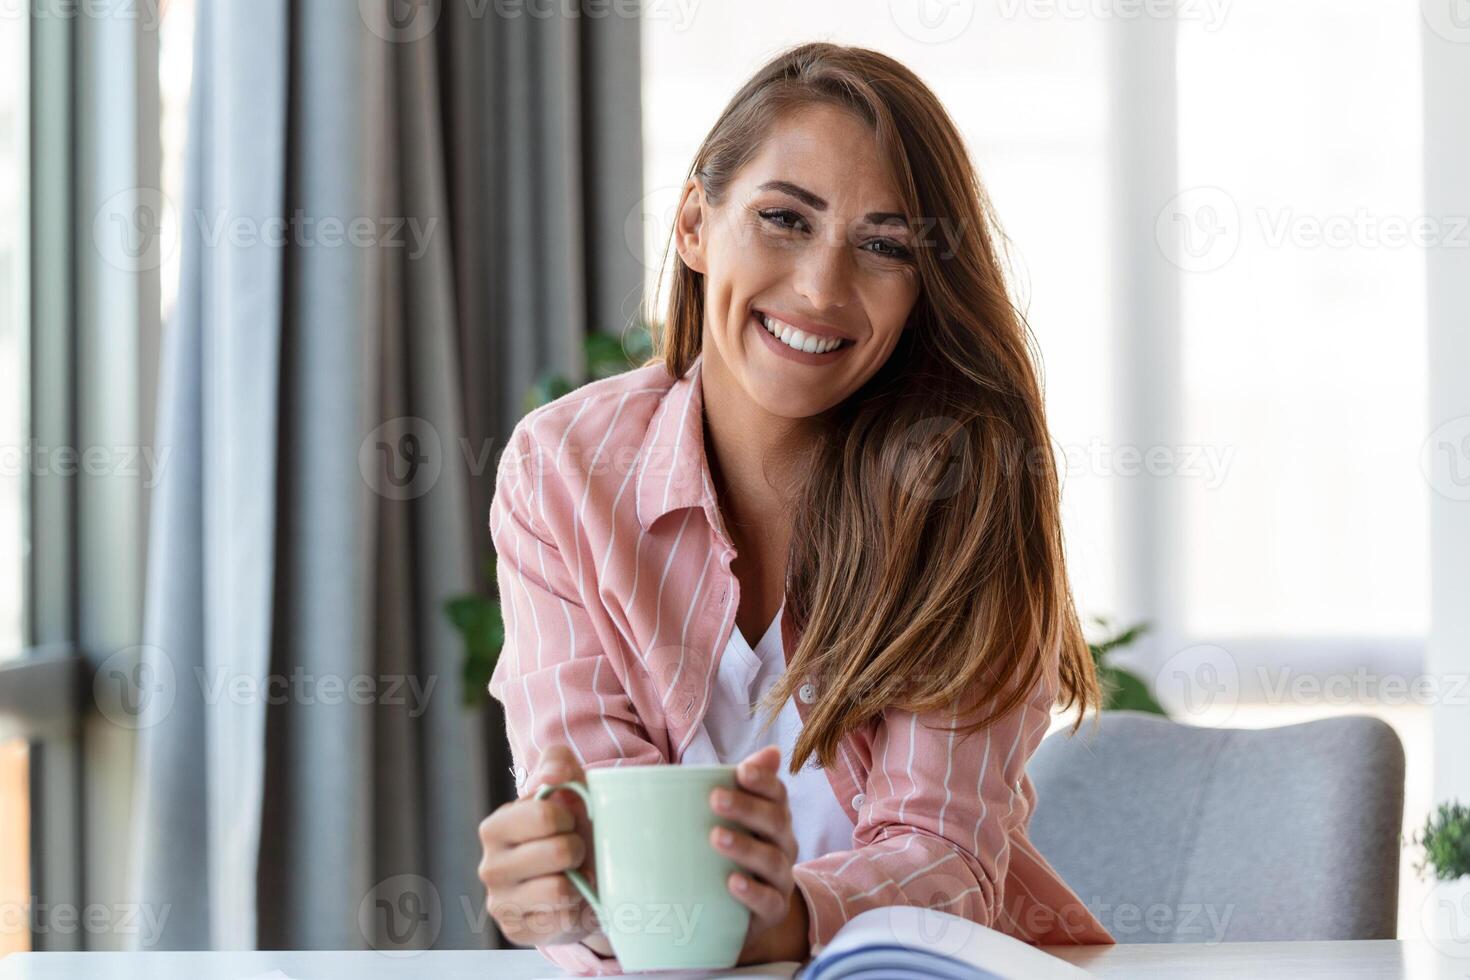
[851,793,866,810]
[798,682,817,704]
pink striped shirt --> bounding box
[487,352,1113,975]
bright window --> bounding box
[1176,0,1427,640]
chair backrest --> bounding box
[1026,711,1405,943]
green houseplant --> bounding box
[1415,800,1470,882]
[1087,616,1165,715]
[1413,800,1470,951]
[448,323,654,706]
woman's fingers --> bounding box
[733,746,797,851]
[482,797,575,849]
[711,745,800,934]
[711,783,787,838]
[497,869,594,945]
[490,830,587,885]
[710,783,797,863]
[582,926,615,957]
[735,746,782,793]
[709,823,793,892]
[736,746,785,800]
[479,745,602,948]
[533,745,586,793]
[726,868,790,925]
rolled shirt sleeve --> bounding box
[790,667,1112,953]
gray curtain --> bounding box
[129,0,644,951]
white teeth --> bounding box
[760,314,844,354]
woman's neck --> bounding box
[699,350,814,549]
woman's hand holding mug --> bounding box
[477,745,614,954]
[479,742,808,965]
[711,745,812,965]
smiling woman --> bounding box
[658,47,1098,769]
[671,101,922,424]
[478,41,1110,977]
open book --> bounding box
[789,905,1090,980]
[604,905,1091,979]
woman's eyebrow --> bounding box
[757,179,909,228]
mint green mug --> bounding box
[535,763,750,971]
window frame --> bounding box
[1,0,161,952]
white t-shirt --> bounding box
[679,603,856,864]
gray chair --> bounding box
[1026,711,1405,943]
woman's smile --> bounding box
[749,308,855,364]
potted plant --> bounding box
[1414,800,1470,952]
[1087,616,1164,715]
[448,322,655,706]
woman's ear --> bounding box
[674,176,709,275]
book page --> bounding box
[800,906,1092,980]
[590,962,801,979]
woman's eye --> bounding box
[757,208,914,262]
[758,208,806,232]
[865,238,914,262]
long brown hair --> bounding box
[640,41,1099,774]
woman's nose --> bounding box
[793,242,854,312]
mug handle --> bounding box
[534,780,605,923]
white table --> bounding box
[2,941,1468,978]
[1047,939,1470,978]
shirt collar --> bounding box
[634,351,729,544]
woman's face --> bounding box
[675,103,922,420]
